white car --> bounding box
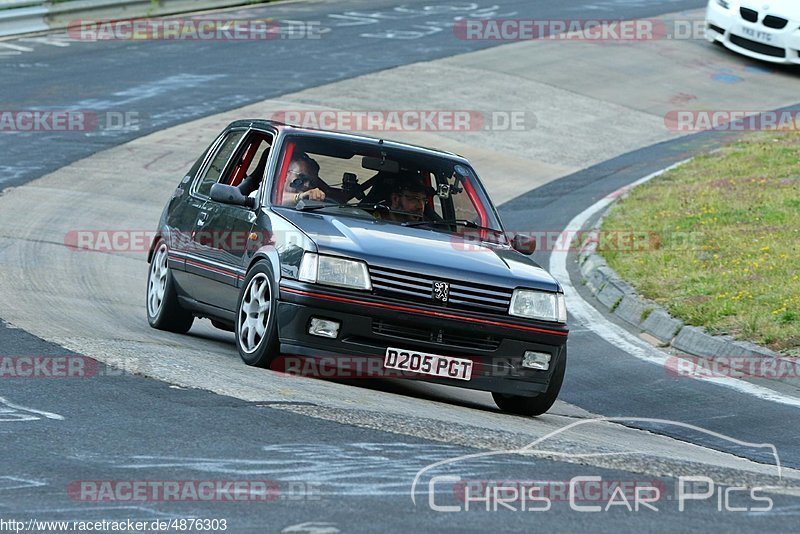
[705,0,800,64]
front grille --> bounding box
[368,265,513,314]
[740,7,758,22]
[372,319,501,351]
[763,15,788,29]
[729,33,786,57]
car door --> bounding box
[161,133,223,297]
[180,128,247,304]
[189,129,275,311]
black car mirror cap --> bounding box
[511,233,536,255]
[210,183,257,209]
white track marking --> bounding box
[0,43,33,52]
[72,73,226,110]
[0,476,46,491]
[549,162,800,408]
[18,36,71,47]
[0,396,65,421]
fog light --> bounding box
[522,351,551,371]
[308,318,340,339]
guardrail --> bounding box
[0,0,48,36]
[0,0,266,38]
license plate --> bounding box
[384,347,473,381]
[739,25,773,43]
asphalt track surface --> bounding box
[0,0,706,189]
[3,0,800,531]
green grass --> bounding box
[600,131,800,354]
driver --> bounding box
[281,153,325,205]
[387,175,431,222]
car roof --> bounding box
[228,119,469,164]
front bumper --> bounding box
[706,3,800,64]
[276,281,568,396]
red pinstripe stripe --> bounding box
[281,287,567,337]
[185,258,240,278]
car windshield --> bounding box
[271,135,505,240]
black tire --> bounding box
[235,262,279,368]
[492,348,567,416]
[146,241,194,334]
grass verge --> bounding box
[600,131,800,355]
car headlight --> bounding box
[509,289,567,323]
[298,253,372,291]
[715,0,730,9]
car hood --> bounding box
[740,0,800,18]
[277,209,561,292]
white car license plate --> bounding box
[384,347,473,381]
[739,25,774,43]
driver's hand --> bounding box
[300,188,326,202]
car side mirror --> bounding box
[511,233,536,255]
[210,183,256,209]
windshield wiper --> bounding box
[291,200,341,212]
[402,219,505,235]
[345,201,392,212]
[293,200,393,213]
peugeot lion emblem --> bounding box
[432,281,450,303]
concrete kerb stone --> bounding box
[575,159,786,362]
[640,308,683,345]
[586,264,613,294]
[596,280,625,311]
[672,326,786,361]
[614,295,651,330]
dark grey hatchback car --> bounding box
[147,120,569,415]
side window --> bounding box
[195,130,245,197]
[226,132,273,188]
[245,138,272,176]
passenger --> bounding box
[282,153,325,205]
